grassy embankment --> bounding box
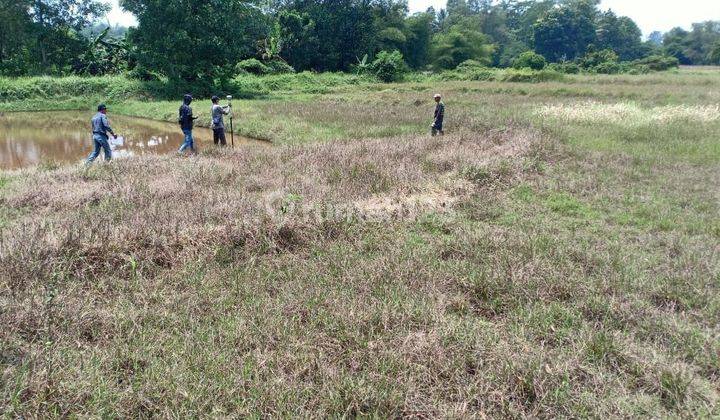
[1,68,719,416]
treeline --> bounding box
[2,0,720,82]
[659,22,720,65]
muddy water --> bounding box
[0,111,257,170]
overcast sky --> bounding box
[107,0,720,36]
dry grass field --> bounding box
[1,68,719,417]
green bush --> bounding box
[499,69,565,83]
[436,71,466,81]
[627,64,651,75]
[265,60,296,74]
[711,42,720,65]
[0,50,31,77]
[229,71,372,96]
[236,59,271,76]
[466,68,496,81]
[0,72,378,103]
[578,48,619,70]
[456,59,488,71]
[437,68,495,82]
[512,51,547,70]
[369,50,408,83]
[0,76,148,101]
[438,67,563,83]
[631,55,680,72]
[127,65,160,81]
[548,62,581,74]
[452,59,496,81]
[228,76,270,97]
[593,61,622,74]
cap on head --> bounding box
[211,95,219,103]
[97,104,107,112]
[183,94,193,104]
[433,94,441,99]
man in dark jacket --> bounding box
[178,94,198,154]
[87,104,118,163]
[431,93,445,136]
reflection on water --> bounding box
[0,111,255,170]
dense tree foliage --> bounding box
[0,0,108,75]
[663,21,720,65]
[272,0,407,71]
[595,10,643,61]
[711,42,720,65]
[1,0,718,81]
[431,17,494,69]
[512,51,546,70]
[402,12,434,69]
[533,0,598,62]
[122,0,267,82]
[0,0,31,75]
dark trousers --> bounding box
[431,119,444,136]
[213,128,227,146]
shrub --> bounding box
[265,60,295,74]
[0,76,148,101]
[593,61,622,74]
[632,55,680,72]
[627,64,651,75]
[127,65,159,81]
[578,48,619,70]
[512,51,547,70]
[711,41,720,65]
[500,69,565,83]
[456,59,488,71]
[370,50,408,83]
[227,71,372,97]
[548,62,581,74]
[452,60,495,81]
[436,67,497,82]
[466,68,496,81]
[0,50,30,77]
[236,59,270,76]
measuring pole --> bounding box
[227,95,234,148]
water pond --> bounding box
[0,111,257,170]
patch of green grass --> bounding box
[512,184,536,203]
[545,192,595,218]
[513,303,585,346]
[415,213,454,235]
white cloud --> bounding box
[599,0,720,35]
[105,0,137,27]
[408,0,446,13]
[407,0,720,36]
